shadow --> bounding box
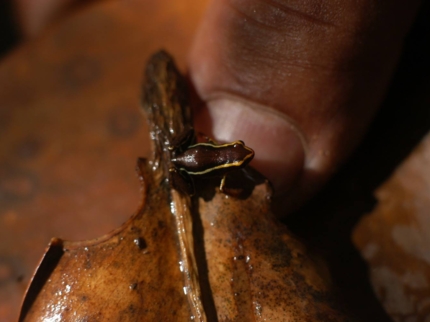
[0,1,18,58]
[19,239,64,322]
[191,197,219,322]
[285,3,430,321]
[195,165,267,201]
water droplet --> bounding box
[254,301,262,316]
[170,202,176,214]
[134,237,147,250]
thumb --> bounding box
[188,0,421,212]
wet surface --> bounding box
[0,1,208,320]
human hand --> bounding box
[188,0,422,213]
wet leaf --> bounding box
[19,51,355,321]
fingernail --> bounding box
[194,96,306,194]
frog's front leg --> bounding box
[218,174,243,197]
[219,175,227,193]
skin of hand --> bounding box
[14,0,75,37]
[15,0,422,214]
[188,0,422,214]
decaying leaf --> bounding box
[19,51,355,321]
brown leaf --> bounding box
[19,51,355,321]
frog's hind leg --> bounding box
[169,167,195,196]
[169,126,195,152]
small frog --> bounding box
[168,128,254,195]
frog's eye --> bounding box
[233,141,245,148]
